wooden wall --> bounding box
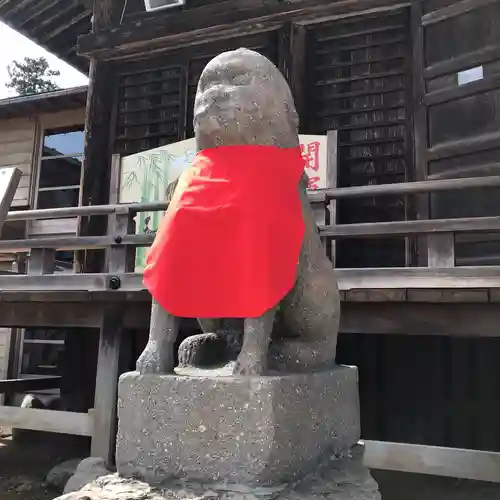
[414,0,500,265]
[0,108,86,211]
[0,108,85,213]
[0,117,37,208]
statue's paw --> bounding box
[233,353,266,376]
[178,333,226,368]
[136,340,174,374]
[267,342,288,371]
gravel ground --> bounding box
[0,432,88,500]
[0,436,58,500]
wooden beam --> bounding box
[5,267,500,293]
[29,0,84,35]
[340,302,500,336]
[334,267,500,290]
[320,216,500,238]
[28,248,56,275]
[427,131,500,161]
[290,23,307,124]
[13,0,60,27]
[427,233,455,268]
[77,0,409,59]
[0,301,150,329]
[424,72,500,106]
[0,406,92,436]
[42,9,91,42]
[0,376,61,394]
[363,440,500,483]
[326,130,338,264]
[424,43,500,80]
[93,0,121,30]
[0,0,32,19]
[2,293,500,337]
[323,174,500,199]
[0,167,22,235]
[421,0,499,26]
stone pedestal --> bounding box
[116,366,360,487]
[58,445,381,500]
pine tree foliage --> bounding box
[6,57,60,96]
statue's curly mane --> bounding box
[165,177,180,205]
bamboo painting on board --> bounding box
[119,135,328,271]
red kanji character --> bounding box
[301,141,320,172]
[307,176,321,190]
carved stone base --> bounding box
[116,366,360,486]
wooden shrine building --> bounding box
[1,0,500,484]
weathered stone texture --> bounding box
[116,367,360,486]
[55,446,380,500]
[63,457,111,493]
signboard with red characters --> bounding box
[299,135,328,190]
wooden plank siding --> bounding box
[0,117,36,208]
[0,108,85,215]
[415,0,500,265]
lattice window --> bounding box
[115,65,184,155]
[306,10,413,268]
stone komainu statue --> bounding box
[136,48,340,376]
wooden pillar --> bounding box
[82,0,126,465]
[91,307,126,464]
[411,1,429,267]
[78,0,120,273]
[289,23,307,128]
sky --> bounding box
[0,21,88,98]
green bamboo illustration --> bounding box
[122,150,175,269]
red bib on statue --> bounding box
[143,145,306,318]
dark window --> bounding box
[20,328,65,377]
[37,127,84,210]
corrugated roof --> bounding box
[0,0,92,73]
[0,85,87,119]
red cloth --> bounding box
[143,145,305,318]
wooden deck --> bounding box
[0,275,499,338]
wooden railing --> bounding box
[1,173,500,292]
